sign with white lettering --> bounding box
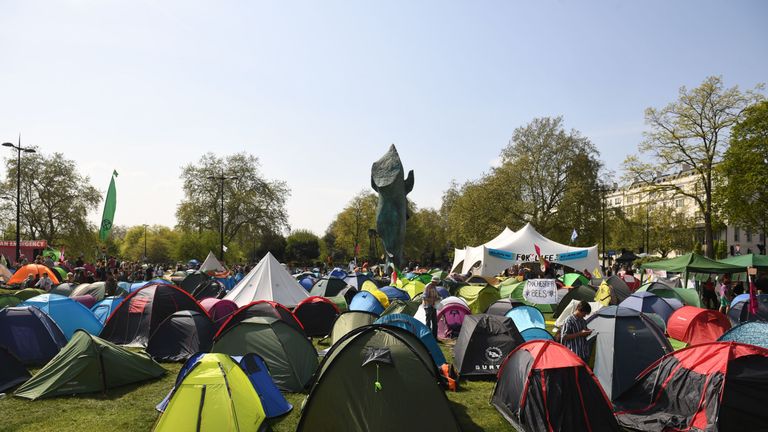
[523,279,558,304]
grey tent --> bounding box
[586,306,673,400]
[453,314,524,377]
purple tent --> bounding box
[619,291,676,324]
[199,298,239,330]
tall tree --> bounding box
[325,191,378,262]
[285,229,321,265]
[624,76,764,257]
[716,100,768,252]
[0,151,100,245]
[176,152,290,248]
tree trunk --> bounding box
[704,211,714,258]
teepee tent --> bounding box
[462,223,599,277]
[199,251,226,274]
[225,252,309,307]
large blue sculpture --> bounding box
[371,144,413,269]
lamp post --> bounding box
[207,173,238,261]
[2,137,36,264]
[142,224,149,262]
[592,183,616,274]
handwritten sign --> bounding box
[523,279,558,304]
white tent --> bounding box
[462,223,600,277]
[224,252,309,307]
[449,227,516,273]
[199,251,226,273]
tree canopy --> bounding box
[624,76,764,257]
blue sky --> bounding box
[1,0,766,235]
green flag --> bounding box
[99,170,118,242]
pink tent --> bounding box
[70,294,96,309]
[199,298,238,330]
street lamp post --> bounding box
[592,183,616,274]
[2,136,36,264]
[207,173,238,261]
[142,224,149,262]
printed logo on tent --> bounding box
[484,346,503,363]
[487,248,589,263]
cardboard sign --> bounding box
[523,279,558,304]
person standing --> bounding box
[560,301,593,363]
[422,276,441,339]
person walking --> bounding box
[35,273,53,292]
[422,276,441,339]
[560,301,593,363]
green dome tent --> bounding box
[457,284,501,314]
[638,283,701,307]
[212,316,318,392]
[14,330,165,400]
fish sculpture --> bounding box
[371,144,414,269]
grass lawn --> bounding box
[0,335,511,431]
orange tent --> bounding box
[7,264,60,285]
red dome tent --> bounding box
[492,340,618,432]
[667,306,731,346]
[292,296,340,337]
[100,283,208,347]
[615,342,768,431]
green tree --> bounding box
[624,76,764,257]
[405,207,449,266]
[175,152,290,259]
[0,151,100,245]
[173,229,219,263]
[120,225,179,263]
[715,100,768,248]
[326,191,378,262]
[285,229,320,265]
[441,116,602,248]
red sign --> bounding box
[0,240,48,248]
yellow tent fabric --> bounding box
[594,281,612,306]
[402,280,426,299]
[154,353,266,432]
[361,281,390,308]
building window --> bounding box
[614,198,622,205]
[734,228,740,242]
[675,198,684,208]
[627,196,633,204]
[746,229,752,242]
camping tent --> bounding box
[0,294,21,309]
[552,285,598,318]
[718,322,768,349]
[638,283,701,307]
[615,342,768,431]
[7,264,60,285]
[199,251,226,274]
[215,300,304,338]
[146,310,215,362]
[0,306,67,365]
[519,327,553,342]
[329,311,379,345]
[153,353,266,431]
[100,283,208,347]
[21,294,103,340]
[559,273,591,288]
[91,296,124,325]
[553,300,602,329]
[374,313,446,366]
[13,288,47,301]
[70,282,106,301]
[594,275,631,306]
[667,306,731,346]
[309,277,354,298]
[457,284,500,314]
[190,279,226,300]
[381,299,420,317]
[379,285,411,301]
[500,279,555,314]
[198,298,238,330]
[292,296,340,337]
[619,291,677,324]
[461,224,599,277]
[297,325,461,432]
[486,298,524,316]
[179,272,206,293]
[717,253,768,270]
[0,346,30,392]
[14,330,165,400]
[225,252,308,307]
[437,301,472,340]
[641,253,744,286]
[586,306,673,400]
[348,291,385,315]
[453,314,524,377]
[728,293,768,325]
[212,316,317,392]
[492,340,618,432]
[504,305,545,333]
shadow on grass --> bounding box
[448,397,485,432]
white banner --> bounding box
[523,279,558,304]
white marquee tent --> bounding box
[459,223,600,277]
[224,252,309,307]
[450,227,516,273]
